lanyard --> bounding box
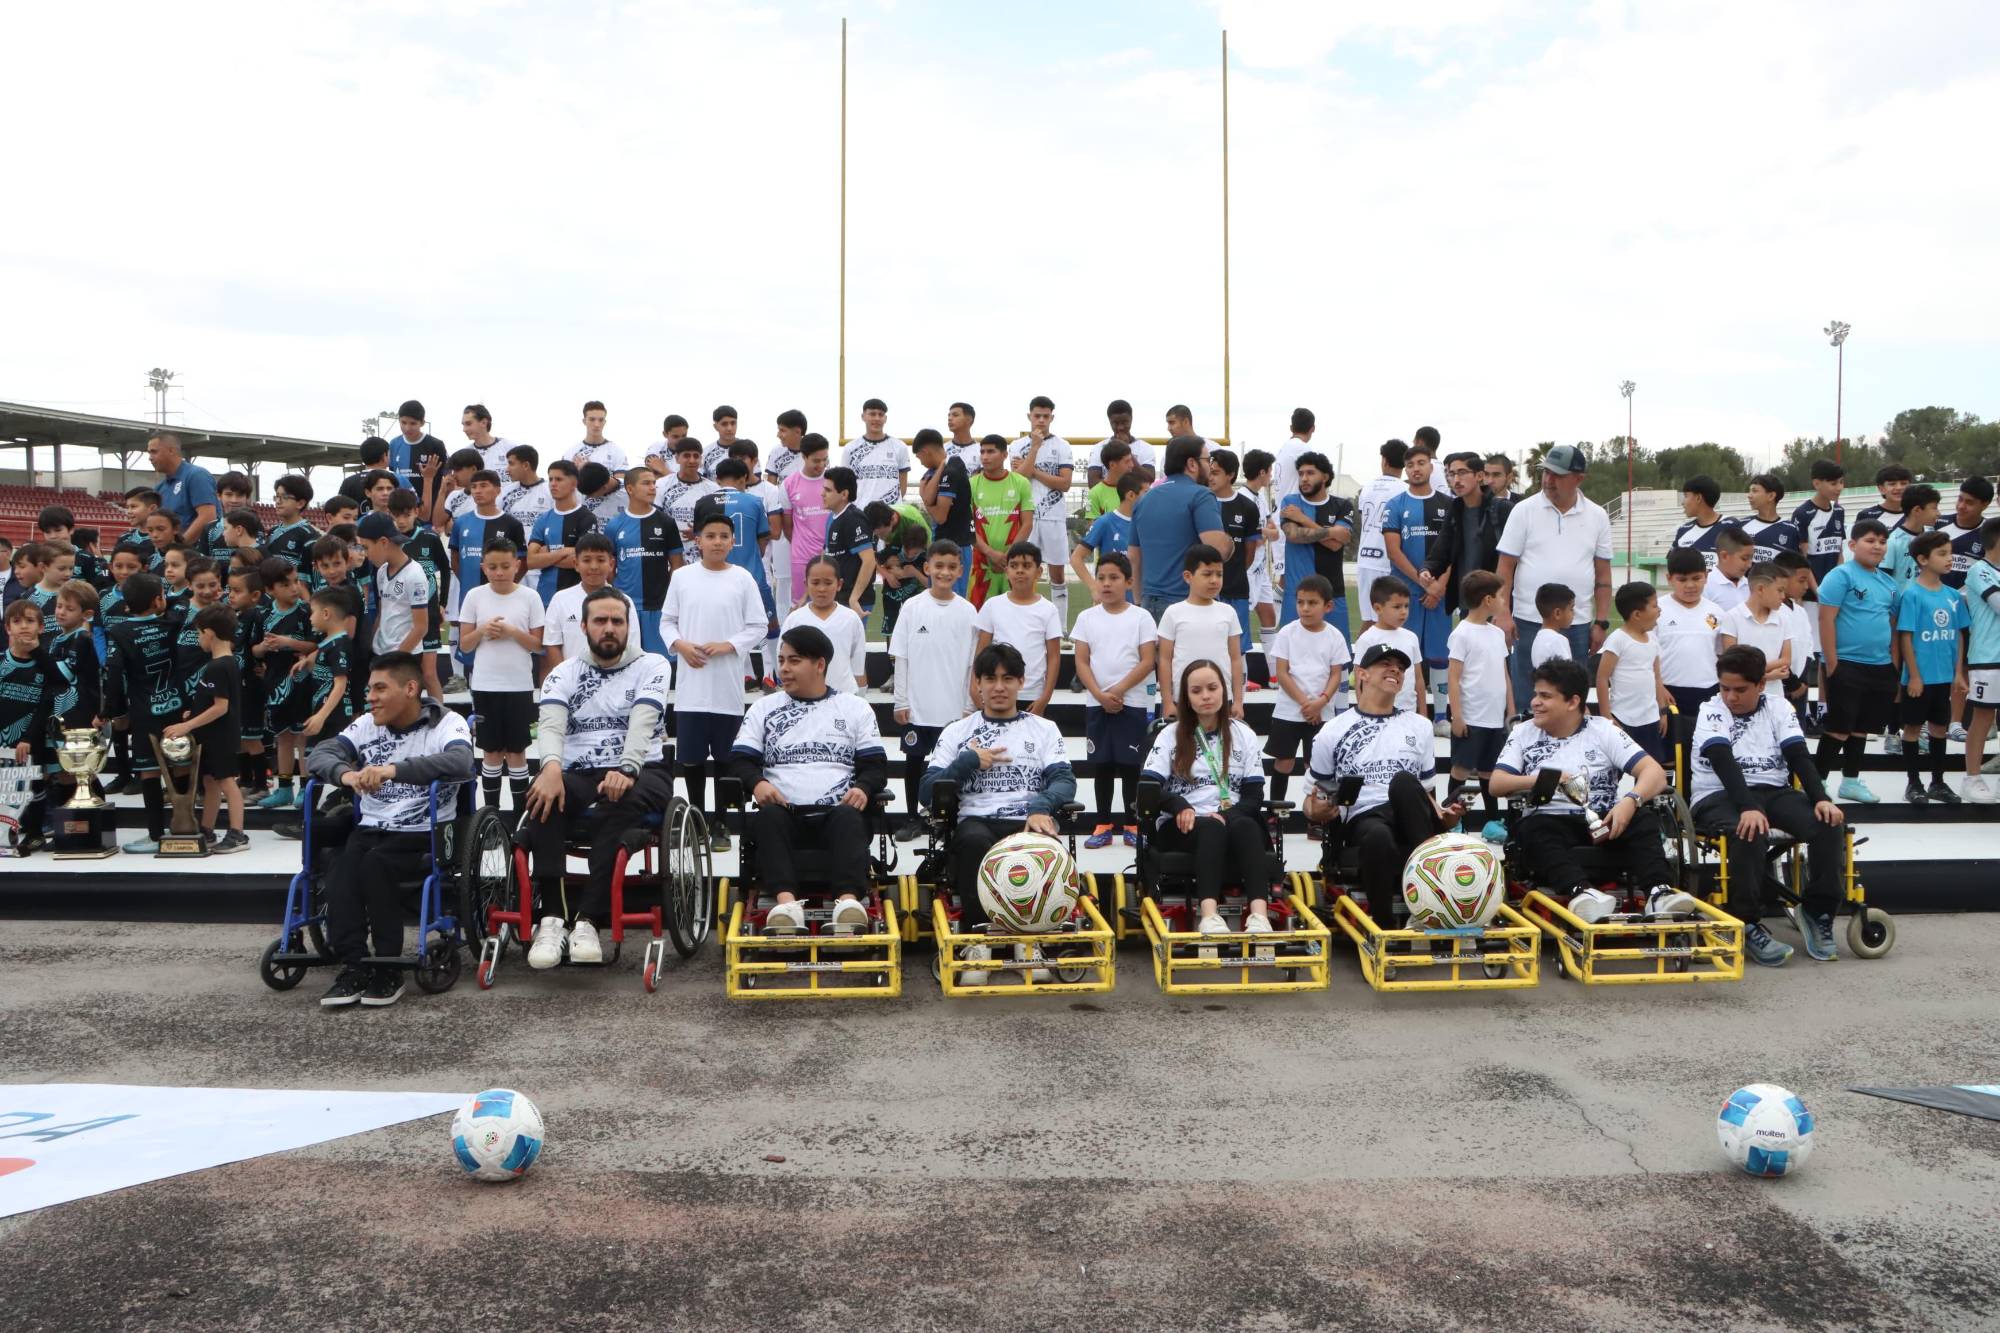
[1194,726,1233,810]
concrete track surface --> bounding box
[3,917,1998,1333]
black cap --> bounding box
[356,512,404,544]
[1359,642,1412,670]
[397,399,425,421]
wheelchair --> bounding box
[480,780,715,993]
[715,776,902,1000]
[1130,778,1332,995]
[257,778,511,995]
[1305,776,1542,993]
[918,779,1115,997]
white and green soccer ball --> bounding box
[976,831,1079,933]
[1402,832,1507,929]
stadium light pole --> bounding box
[1221,28,1231,445]
[1825,320,1850,464]
[837,16,848,445]
[1620,380,1636,578]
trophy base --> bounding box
[156,833,211,858]
[52,809,121,860]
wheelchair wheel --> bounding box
[663,798,715,959]
[413,937,463,993]
[258,937,309,991]
[1846,905,1895,959]
[456,806,512,956]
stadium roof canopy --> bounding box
[0,400,358,472]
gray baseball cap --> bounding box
[1541,444,1589,476]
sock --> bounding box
[507,764,530,808]
[1095,768,1118,820]
[1903,737,1923,784]
[1480,778,1501,825]
[684,766,705,813]
[1270,766,1290,805]
[142,776,166,841]
[1842,734,1867,779]
[1051,581,1068,625]
[1932,733,1949,784]
[481,762,502,807]
[1120,768,1139,822]
[1815,735,1842,781]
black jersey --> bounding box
[264,520,320,573]
[402,528,451,647]
[185,655,242,755]
[1935,516,1988,591]
[0,647,59,758]
[195,517,233,561]
[103,613,183,730]
[172,606,212,694]
[307,631,355,731]
[47,627,101,727]
[825,504,876,609]
[1216,491,1262,600]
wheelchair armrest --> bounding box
[1333,775,1363,807]
[1531,767,1562,804]
[1057,800,1084,825]
[1135,778,1164,821]
[929,777,959,822]
[1268,800,1294,814]
[866,788,891,814]
[716,776,744,810]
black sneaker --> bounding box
[1904,781,1928,805]
[272,818,305,841]
[320,965,370,1007]
[1927,779,1963,806]
[360,967,405,1008]
[211,830,250,854]
[894,817,926,843]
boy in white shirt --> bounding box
[1719,563,1792,704]
[1446,570,1513,834]
[1773,550,1819,732]
[1351,580,1428,719]
[1155,546,1245,719]
[1704,526,1753,612]
[1070,553,1159,847]
[1597,581,1674,769]
[661,511,768,850]
[1530,584,1576,671]
[1264,574,1350,807]
[457,540,546,817]
[889,540,978,840]
[541,533,633,674]
[1657,546,1727,782]
[972,540,1065,716]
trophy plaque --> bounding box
[151,734,210,857]
[52,727,119,860]
[0,761,33,858]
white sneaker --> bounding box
[1013,942,1053,982]
[1984,752,2000,775]
[1645,887,1698,918]
[959,942,992,986]
[1197,912,1228,960]
[1567,887,1619,924]
[1244,911,1275,960]
[1964,776,1999,804]
[568,918,602,965]
[764,900,806,933]
[1949,722,1969,743]
[527,916,566,970]
[829,896,870,933]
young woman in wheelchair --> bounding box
[1139,658,1275,940]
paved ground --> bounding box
[3,917,1998,1332]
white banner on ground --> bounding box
[0,1083,468,1219]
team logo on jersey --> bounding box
[1934,607,1952,628]
[1705,615,1718,629]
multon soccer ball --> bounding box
[451,1088,545,1182]
[1717,1083,1815,1178]
[976,832,1079,933]
[1402,833,1507,929]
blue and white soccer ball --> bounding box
[451,1088,545,1182]
[1717,1083,1815,1177]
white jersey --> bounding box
[1308,707,1434,818]
[765,442,802,484]
[733,688,886,807]
[948,439,983,475]
[1494,716,1645,816]
[1353,474,1407,569]
[1690,693,1804,807]
[539,651,672,769]
[542,584,635,659]
[1353,624,1425,712]
[660,475,719,555]
[479,437,520,475]
[1008,436,1074,520]
[660,562,766,715]
[1269,620,1350,723]
[1656,597,1725,689]
[701,441,732,480]
[1142,718,1265,820]
[332,707,474,831]
[843,435,910,508]
[371,557,432,655]
[585,486,627,529]
[501,479,552,590]
[1070,602,1160,710]
[570,440,628,475]
[890,591,978,726]
[927,711,1070,820]
[973,595,1065,702]
[783,603,867,692]
[1089,437,1157,478]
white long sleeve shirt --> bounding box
[659,562,767,715]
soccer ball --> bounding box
[1717,1083,1815,1177]
[1402,833,1506,929]
[976,832,1079,933]
[451,1088,545,1182]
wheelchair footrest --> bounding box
[931,898,1116,997]
[1330,897,1541,992]
[1521,890,1745,985]
[1139,896,1332,995]
[724,900,902,1000]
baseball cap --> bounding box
[355,512,405,544]
[1358,642,1411,670]
[1541,444,1589,476]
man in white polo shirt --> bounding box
[1352,439,1410,632]
[1494,444,1613,712]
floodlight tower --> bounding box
[147,367,177,424]
[1620,380,1636,572]
[1824,321,1851,463]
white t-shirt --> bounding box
[889,590,978,726]
[1008,436,1074,520]
[1690,693,1806,806]
[973,595,1066,702]
[1070,603,1160,709]
[1782,598,1817,666]
[1269,620,1351,723]
[1156,599,1241,695]
[926,711,1070,819]
[1495,491,1614,623]
[1722,604,1789,699]
[843,435,911,508]
[372,556,431,655]
[570,440,628,475]
[1268,438,1314,521]
[541,584,635,659]
[783,603,867,693]
[1089,438,1157,478]
[457,583,546,691]
[1494,716,1645,815]
[1307,707,1435,818]
[1353,624,1424,712]
[331,706,474,831]
[1446,619,1510,727]
[1601,628,1661,725]
[1656,596,1725,689]
[1141,718,1264,819]
[660,562,768,715]
[539,651,671,768]
[1531,626,1572,668]
[1705,570,1749,613]
[733,688,885,807]
[500,479,553,593]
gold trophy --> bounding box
[53,727,120,859]
[152,734,209,857]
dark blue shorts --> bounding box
[1084,705,1148,769]
[1449,724,1506,773]
[676,710,739,766]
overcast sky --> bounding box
[6,0,1996,476]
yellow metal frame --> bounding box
[931,897,1116,997]
[902,871,1131,944]
[1695,830,1867,909]
[1521,890,1744,984]
[1139,895,1332,995]
[723,896,902,1001]
[1329,896,1542,992]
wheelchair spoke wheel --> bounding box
[457,807,511,956]
[259,937,309,991]
[664,798,715,959]
[413,938,462,993]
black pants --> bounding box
[1344,770,1440,928]
[1153,808,1271,905]
[753,803,869,898]
[517,766,671,923]
[1692,786,1841,920]
[324,825,432,964]
[1514,806,1674,897]
[953,816,1025,928]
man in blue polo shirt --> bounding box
[146,431,218,538]
[1128,436,1229,620]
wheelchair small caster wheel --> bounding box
[259,938,308,992]
[1665,932,1693,974]
[1846,906,1894,959]
[641,939,665,993]
[1482,959,1508,981]
[476,936,501,990]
